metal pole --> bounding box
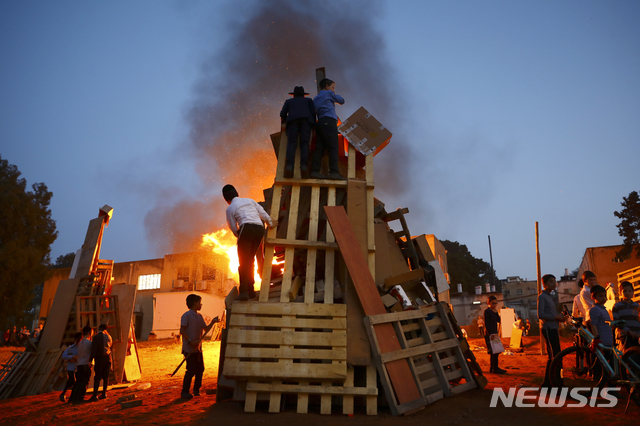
[536,222,546,355]
[488,235,495,291]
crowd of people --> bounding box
[2,324,43,347]
[480,270,640,388]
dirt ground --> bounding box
[0,336,637,426]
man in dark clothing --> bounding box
[89,324,112,401]
[280,86,316,179]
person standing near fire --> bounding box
[280,86,316,179]
[310,78,345,180]
[223,184,278,301]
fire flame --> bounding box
[201,229,262,292]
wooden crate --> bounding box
[224,302,347,381]
[364,302,477,415]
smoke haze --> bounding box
[144,0,416,256]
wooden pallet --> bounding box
[0,351,37,399]
[224,302,347,381]
[17,349,64,396]
[364,302,477,415]
[244,365,378,415]
[76,294,121,340]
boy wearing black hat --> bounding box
[280,86,316,179]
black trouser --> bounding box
[93,360,111,396]
[285,118,311,168]
[70,365,91,402]
[311,116,339,174]
[237,224,265,295]
[541,328,561,385]
[62,371,76,394]
[182,351,205,394]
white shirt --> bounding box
[572,294,585,319]
[226,197,274,238]
[577,286,595,321]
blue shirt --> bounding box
[313,90,345,121]
[590,303,613,346]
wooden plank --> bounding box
[226,329,346,347]
[324,206,422,406]
[324,187,336,304]
[246,380,377,396]
[110,284,137,383]
[74,217,105,278]
[224,359,346,380]
[38,278,82,352]
[225,344,347,360]
[230,301,345,316]
[346,179,372,366]
[229,315,346,329]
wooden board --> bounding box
[224,303,347,381]
[324,206,423,408]
[510,328,523,349]
[38,278,82,352]
[111,284,138,383]
[346,179,372,366]
[74,217,105,278]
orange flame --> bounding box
[201,229,262,292]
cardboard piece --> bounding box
[510,328,523,349]
[428,260,450,294]
[338,107,392,156]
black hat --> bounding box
[289,86,309,97]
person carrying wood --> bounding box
[223,184,278,301]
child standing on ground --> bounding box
[588,285,614,352]
[59,332,82,402]
[537,274,565,388]
[311,78,345,180]
[612,281,640,350]
[180,294,219,400]
[280,86,316,179]
[483,295,506,374]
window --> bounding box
[138,274,161,290]
[176,267,190,281]
[529,288,536,294]
[504,290,511,296]
[517,289,523,295]
[202,264,216,281]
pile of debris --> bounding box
[217,95,486,416]
[0,206,141,399]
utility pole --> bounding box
[536,222,546,355]
[488,235,495,292]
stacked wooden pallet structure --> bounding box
[217,106,486,415]
[0,206,142,399]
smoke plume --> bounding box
[144,0,415,256]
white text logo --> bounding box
[489,387,620,408]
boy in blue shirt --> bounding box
[589,285,613,350]
[311,78,345,180]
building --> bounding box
[40,251,235,341]
[501,276,538,321]
[577,245,640,290]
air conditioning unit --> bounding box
[172,279,184,288]
[195,280,208,291]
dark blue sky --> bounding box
[2,0,639,281]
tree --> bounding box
[0,155,57,327]
[441,240,498,294]
[614,190,640,260]
[52,252,76,269]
